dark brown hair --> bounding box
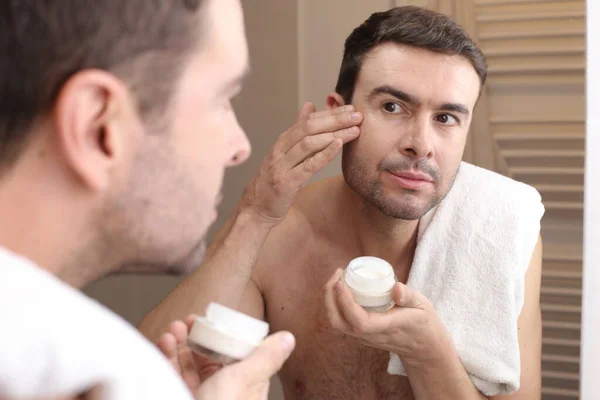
[0,0,205,170]
[335,6,488,103]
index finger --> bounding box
[335,281,398,334]
[296,102,316,121]
[184,314,220,382]
[334,280,375,333]
[184,314,199,331]
[323,269,348,332]
[157,332,180,372]
[307,105,355,120]
[279,110,363,153]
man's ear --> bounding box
[53,69,139,191]
[326,92,346,111]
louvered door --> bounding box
[467,2,584,398]
[396,1,585,398]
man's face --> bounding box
[107,0,250,274]
[341,43,480,220]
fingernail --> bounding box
[346,126,359,135]
[333,268,344,281]
[281,332,296,353]
[351,112,362,121]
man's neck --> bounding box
[0,161,103,288]
[338,181,419,282]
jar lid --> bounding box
[188,303,270,361]
[344,256,396,294]
[206,303,269,344]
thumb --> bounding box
[392,283,423,309]
[296,102,316,121]
[232,331,295,380]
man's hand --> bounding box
[324,269,488,399]
[157,315,295,400]
[239,102,362,227]
[195,332,294,400]
[157,314,215,393]
[323,268,453,369]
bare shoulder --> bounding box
[296,175,343,204]
[253,176,344,282]
[267,175,343,243]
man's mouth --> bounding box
[386,170,434,190]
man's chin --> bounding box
[118,240,207,277]
[372,196,435,221]
[169,240,208,276]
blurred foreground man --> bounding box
[0,0,363,398]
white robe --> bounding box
[0,247,193,400]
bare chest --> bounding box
[263,255,414,400]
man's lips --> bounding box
[385,170,433,190]
[389,171,433,182]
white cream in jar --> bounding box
[343,256,397,312]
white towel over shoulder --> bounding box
[387,161,544,396]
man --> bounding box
[0,0,363,398]
[142,6,543,400]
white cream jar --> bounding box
[188,302,269,365]
[343,256,397,312]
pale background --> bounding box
[581,0,599,398]
[83,1,590,399]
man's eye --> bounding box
[382,102,401,113]
[436,114,458,125]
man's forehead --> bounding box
[363,42,466,67]
[357,44,481,106]
[201,0,247,56]
[189,0,248,82]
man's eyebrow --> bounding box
[369,84,470,116]
[439,102,470,116]
[367,85,418,106]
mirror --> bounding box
[83,0,590,398]
[295,1,585,398]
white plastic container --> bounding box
[187,302,269,364]
[343,256,397,312]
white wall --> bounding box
[581,0,599,398]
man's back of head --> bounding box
[0,2,302,399]
[0,0,251,286]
